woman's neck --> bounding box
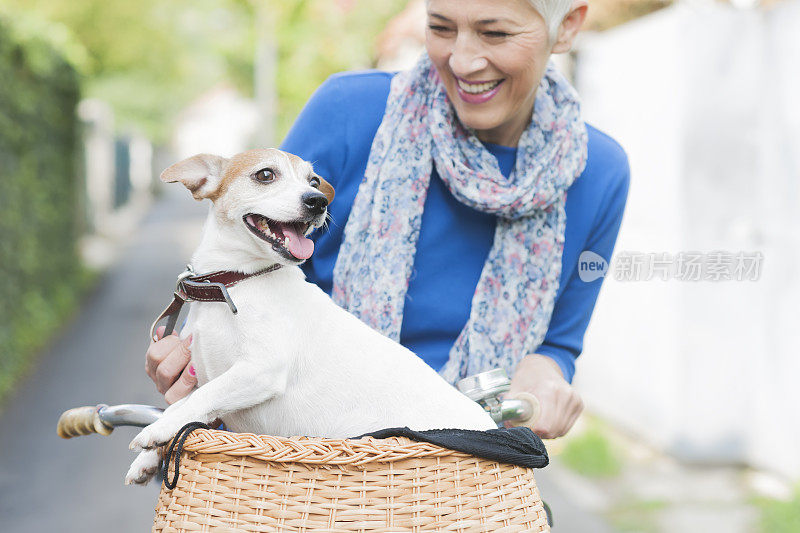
[473,93,536,148]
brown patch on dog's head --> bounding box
[161,149,335,207]
[208,150,274,202]
[160,154,228,200]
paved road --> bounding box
[0,188,207,532]
[0,187,613,532]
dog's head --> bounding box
[161,149,334,266]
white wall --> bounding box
[172,86,260,159]
[574,0,800,478]
[78,99,115,230]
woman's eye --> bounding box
[309,177,320,188]
[255,169,275,183]
[484,31,510,38]
[428,24,453,33]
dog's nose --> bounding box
[302,191,328,215]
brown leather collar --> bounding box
[150,264,281,341]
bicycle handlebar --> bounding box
[57,369,539,439]
[56,395,536,440]
[57,404,164,439]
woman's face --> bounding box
[425,0,554,147]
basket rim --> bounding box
[180,428,477,465]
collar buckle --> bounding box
[175,264,195,291]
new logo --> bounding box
[578,251,608,282]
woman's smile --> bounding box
[455,76,506,104]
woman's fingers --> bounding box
[535,386,583,439]
[165,362,197,405]
[532,396,566,439]
[144,326,196,404]
[564,391,585,432]
[152,334,193,395]
[146,326,173,374]
[146,333,179,382]
[145,328,192,392]
[510,353,584,439]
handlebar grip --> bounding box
[57,405,114,439]
[507,392,541,430]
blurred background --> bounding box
[0,0,798,531]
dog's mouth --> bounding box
[243,214,314,261]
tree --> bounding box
[0,0,407,143]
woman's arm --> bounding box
[510,153,631,438]
[536,161,631,383]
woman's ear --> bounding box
[552,1,588,54]
[160,154,229,200]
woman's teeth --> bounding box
[457,79,502,94]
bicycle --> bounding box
[58,369,552,532]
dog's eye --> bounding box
[309,176,320,188]
[255,169,275,183]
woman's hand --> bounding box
[145,326,197,404]
[509,353,583,439]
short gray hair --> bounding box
[527,0,576,42]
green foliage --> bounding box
[0,0,257,143]
[0,15,86,404]
[607,499,667,533]
[755,486,800,533]
[561,423,623,478]
[0,0,407,143]
[271,0,408,139]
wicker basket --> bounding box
[153,428,550,532]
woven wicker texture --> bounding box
[153,429,550,532]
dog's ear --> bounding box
[318,176,335,205]
[160,154,228,200]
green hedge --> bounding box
[0,15,84,403]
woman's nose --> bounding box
[448,35,489,77]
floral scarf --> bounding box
[332,53,588,383]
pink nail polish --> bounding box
[188,365,196,377]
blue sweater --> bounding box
[281,70,630,383]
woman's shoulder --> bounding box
[562,124,630,241]
[288,70,395,137]
[314,69,395,113]
[579,123,631,200]
[324,69,396,89]
[585,124,629,176]
[281,70,397,184]
[285,69,396,139]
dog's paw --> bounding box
[129,420,177,451]
[125,449,160,486]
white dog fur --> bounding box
[126,149,495,485]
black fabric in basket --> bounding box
[163,423,548,490]
[359,426,548,469]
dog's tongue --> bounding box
[282,223,314,260]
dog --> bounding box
[125,148,496,485]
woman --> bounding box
[146,0,629,439]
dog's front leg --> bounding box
[125,449,161,485]
[129,360,287,451]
